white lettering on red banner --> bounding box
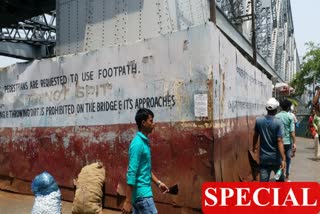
[202,182,320,214]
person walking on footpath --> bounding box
[290,105,298,129]
[253,98,286,182]
[312,110,320,158]
[289,105,298,157]
[122,108,169,214]
[276,99,296,181]
[307,108,317,139]
[312,87,320,158]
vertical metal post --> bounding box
[271,77,277,99]
[251,0,257,66]
[209,0,216,24]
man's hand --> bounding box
[121,199,132,214]
[291,144,297,157]
[292,143,297,154]
[292,143,296,150]
[159,182,169,194]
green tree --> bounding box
[291,42,320,96]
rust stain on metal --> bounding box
[0,114,258,211]
[213,116,256,182]
[207,66,214,122]
[0,121,215,209]
[219,64,225,118]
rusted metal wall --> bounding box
[0,23,271,212]
[212,24,272,183]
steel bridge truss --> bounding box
[216,0,298,82]
[0,11,56,59]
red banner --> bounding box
[202,182,320,214]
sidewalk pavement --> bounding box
[0,189,121,214]
[290,137,320,182]
[0,137,319,213]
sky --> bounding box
[291,0,320,59]
[0,56,25,68]
[0,0,319,68]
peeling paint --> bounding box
[63,137,70,148]
[50,133,58,143]
[101,132,118,142]
[120,128,135,143]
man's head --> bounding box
[135,108,155,134]
[280,99,292,112]
[265,97,279,114]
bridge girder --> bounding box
[0,1,55,59]
[0,41,54,60]
[216,0,299,83]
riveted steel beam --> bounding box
[0,40,54,60]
